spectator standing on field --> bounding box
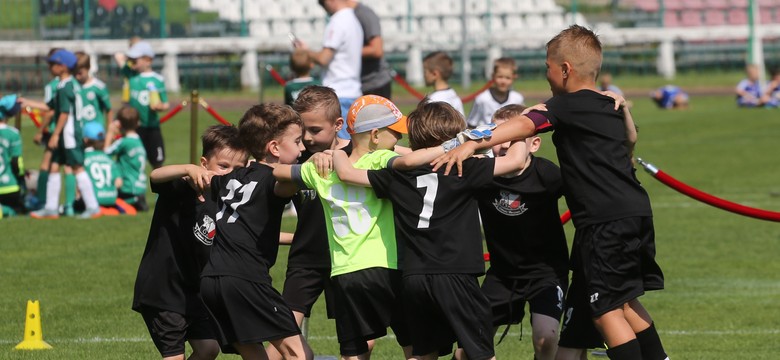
[296,0,363,140]
[348,0,394,99]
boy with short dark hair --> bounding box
[74,52,112,126]
[435,25,669,360]
[30,49,101,219]
[285,49,321,107]
[80,121,134,216]
[333,101,527,360]
[423,51,464,116]
[134,124,249,360]
[105,106,149,211]
[466,58,525,128]
[199,103,313,360]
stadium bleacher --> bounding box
[632,0,780,27]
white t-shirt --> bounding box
[322,8,364,99]
[428,88,465,116]
[466,89,525,128]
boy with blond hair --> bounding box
[199,103,313,360]
[285,49,321,106]
[333,101,528,360]
[466,57,525,128]
[74,52,112,126]
[434,25,668,360]
[423,51,464,116]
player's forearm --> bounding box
[362,37,384,58]
[51,114,68,137]
[279,232,294,245]
[274,181,299,198]
[272,164,295,182]
[623,107,638,147]
[393,146,445,170]
[150,164,197,183]
[309,49,334,66]
[493,142,527,176]
[472,116,535,150]
[333,152,370,186]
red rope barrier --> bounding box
[392,72,425,100]
[484,210,572,262]
[200,99,232,126]
[23,108,41,128]
[266,65,287,86]
[160,101,187,124]
[460,80,494,104]
[638,158,780,222]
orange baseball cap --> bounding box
[346,95,408,135]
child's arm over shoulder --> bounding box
[623,106,637,150]
[391,145,445,170]
[151,164,213,196]
[332,150,371,186]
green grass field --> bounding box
[2,86,780,359]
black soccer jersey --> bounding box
[368,157,495,276]
[287,142,353,269]
[133,178,217,314]
[527,90,652,226]
[201,162,289,284]
[478,156,569,280]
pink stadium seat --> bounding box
[704,0,730,9]
[728,8,749,24]
[635,0,659,12]
[729,0,748,7]
[664,0,686,11]
[704,9,727,25]
[760,8,775,24]
[682,0,706,9]
[664,11,682,27]
[680,10,704,26]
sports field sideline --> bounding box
[2,79,780,359]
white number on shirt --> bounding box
[89,163,112,188]
[330,184,371,237]
[416,173,439,229]
[216,179,258,224]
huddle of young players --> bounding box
[134,26,670,360]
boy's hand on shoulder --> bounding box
[431,141,477,177]
[601,90,626,110]
[522,103,547,115]
[184,165,215,196]
[308,151,333,178]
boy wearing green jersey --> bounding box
[74,52,112,127]
[0,94,24,217]
[30,49,102,219]
[80,121,138,216]
[284,49,321,107]
[115,41,170,169]
[105,106,149,211]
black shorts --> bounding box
[50,146,84,167]
[558,270,605,349]
[573,216,664,317]
[200,276,300,349]
[137,126,165,167]
[139,302,217,358]
[331,267,410,355]
[0,191,25,214]
[481,273,567,326]
[403,274,494,360]
[281,266,336,319]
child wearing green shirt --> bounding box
[74,52,112,127]
[105,106,149,212]
[0,94,24,217]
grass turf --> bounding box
[2,89,780,359]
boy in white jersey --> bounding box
[424,51,465,116]
[466,58,525,129]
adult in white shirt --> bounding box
[297,0,363,139]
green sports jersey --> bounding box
[44,78,59,132]
[128,72,167,128]
[47,76,83,150]
[284,77,321,106]
[105,133,147,196]
[297,149,399,276]
[79,78,112,124]
[84,147,119,206]
[0,124,23,194]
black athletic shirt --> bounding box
[368,157,495,276]
[478,156,569,280]
[132,178,217,313]
[286,142,353,268]
[527,90,652,226]
[201,162,289,284]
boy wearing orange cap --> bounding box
[273,95,445,359]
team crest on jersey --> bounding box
[86,92,96,100]
[193,215,216,246]
[492,190,527,216]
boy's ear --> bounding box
[528,137,542,153]
[200,156,208,169]
[334,117,344,131]
[370,128,380,144]
[266,139,280,159]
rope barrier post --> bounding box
[190,90,199,165]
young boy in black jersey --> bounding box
[199,103,313,360]
[434,25,668,360]
[268,85,351,360]
[133,125,248,360]
[471,104,569,360]
[332,101,527,360]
